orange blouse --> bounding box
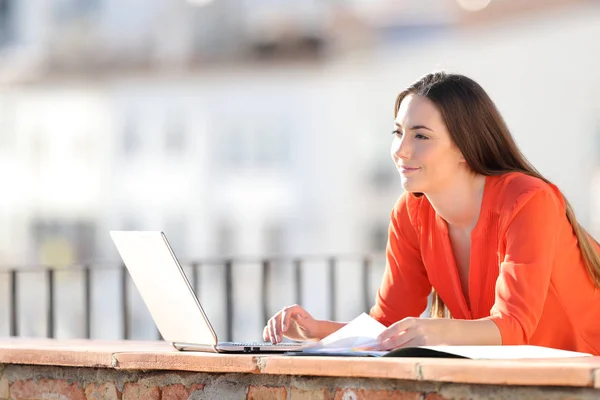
[370,172,600,355]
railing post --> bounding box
[261,259,270,327]
[294,258,302,306]
[224,259,233,342]
[328,257,336,321]
[121,264,129,340]
[46,268,55,338]
[362,256,371,313]
[10,270,17,337]
[83,266,92,339]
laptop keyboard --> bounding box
[227,341,299,347]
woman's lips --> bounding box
[400,166,420,174]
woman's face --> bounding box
[391,94,465,194]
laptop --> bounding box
[109,230,304,353]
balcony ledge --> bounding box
[1,338,599,400]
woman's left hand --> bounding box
[366,317,451,351]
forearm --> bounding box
[444,318,502,345]
[313,320,347,341]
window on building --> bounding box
[0,0,13,47]
[254,120,290,167]
[54,0,100,21]
[216,220,236,257]
[121,116,140,156]
[217,123,249,168]
[217,116,291,170]
[164,113,187,154]
[263,222,286,255]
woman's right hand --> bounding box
[263,304,320,344]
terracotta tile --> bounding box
[418,358,598,387]
[10,378,86,400]
[0,339,173,368]
[247,386,287,400]
[161,383,204,400]
[0,338,174,352]
[290,387,332,400]
[122,382,160,400]
[423,394,446,400]
[85,382,122,400]
[0,347,113,368]
[114,351,260,373]
[258,356,418,379]
[0,377,8,399]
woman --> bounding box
[263,72,600,355]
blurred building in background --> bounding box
[0,0,599,340]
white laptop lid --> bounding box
[110,230,218,346]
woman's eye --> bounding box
[391,129,402,136]
[415,133,429,140]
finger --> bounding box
[376,326,403,344]
[377,318,413,343]
[354,344,378,351]
[266,319,274,343]
[357,339,391,352]
[281,305,302,332]
[378,328,418,351]
[379,335,425,352]
[263,325,269,341]
[396,336,424,349]
[269,317,280,343]
[267,317,279,344]
[354,338,382,351]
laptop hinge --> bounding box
[172,342,219,352]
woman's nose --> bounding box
[392,136,410,160]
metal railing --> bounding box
[1,254,384,341]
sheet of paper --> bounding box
[298,348,388,357]
[302,313,385,350]
[294,313,593,359]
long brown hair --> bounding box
[394,72,600,318]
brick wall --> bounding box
[1,364,600,400]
